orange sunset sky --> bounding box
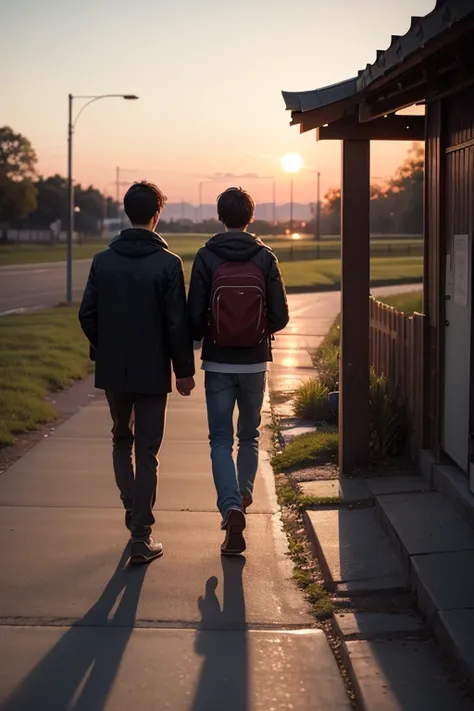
[2,0,435,205]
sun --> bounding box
[281,153,303,174]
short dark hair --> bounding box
[123,181,167,225]
[217,187,255,229]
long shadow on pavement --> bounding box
[191,556,248,711]
[0,545,147,711]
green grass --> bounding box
[0,233,422,266]
[271,430,339,472]
[379,290,423,314]
[0,306,91,446]
[276,256,423,289]
[159,255,420,291]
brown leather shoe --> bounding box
[221,508,246,556]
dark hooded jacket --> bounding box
[79,228,194,394]
[188,231,289,364]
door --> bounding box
[443,147,473,477]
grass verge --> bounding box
[0,306,91,446]
[271,430,339,473]
[0,235,422,266]
[275,475,335,619]
[278,256,422,289]
[378,290,423,314]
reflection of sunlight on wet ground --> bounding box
[282,356,298,368]
[281,338,300,351]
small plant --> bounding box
[271,430,339,472]
[293,378,332,422]
[369,367,407,458]
[311,317,340,391]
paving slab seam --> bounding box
[48,437,210,443]
[304,499,375,511]
[0,505,278,515]
[0,503,278,514]
[0,619,317,631]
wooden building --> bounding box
[282,0,474,483]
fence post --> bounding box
[369,298,424,458]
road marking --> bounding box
[0,305,48,317]
[0,269,51,276]
[0,258,92,271]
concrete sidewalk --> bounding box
[0,373,351,710]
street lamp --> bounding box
[66,93,139,302]
[281,153,303,234]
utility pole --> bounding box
[272,180,276,229]
[315,171,321,242]
[116,167,120,204]
[199,182,204,222]
[115,167,121,228]
[66,93,74,303]
[290,177,294,234]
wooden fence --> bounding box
[369,297,424,454]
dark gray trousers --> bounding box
[106,392,168,539]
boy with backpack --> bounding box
[188,187,289,555]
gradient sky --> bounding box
[2,0,435,206]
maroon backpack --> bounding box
[208,260,267,347]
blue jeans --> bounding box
[205,371,266,517]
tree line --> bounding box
[0,125,423,239]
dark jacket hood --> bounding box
[109,228,168,258]
[205,232,268,262]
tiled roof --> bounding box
[282,0,474,120]
[282,77,358,113]
[358,0,474,90]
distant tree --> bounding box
[0,126,37,181]
[252,219,275,236]
[321,187,341,235]
[105,197,119,219]
[319,143,424,237]
[0,127,38,233]
[33,175,67,228]
[388,142,424,234]
[75,185,104,221]
[370,143,424,235]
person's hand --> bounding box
[176,376,195,396]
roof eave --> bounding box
[357,0,474,92]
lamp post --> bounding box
[281,153,303,235]
[66,93,138,303]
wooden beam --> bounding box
[316,114,425,141]
[339,139,370,474]
[292,98,359,134]
[359,82,427,122]
[361,50,474,123]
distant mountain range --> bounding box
[161,202,315,222]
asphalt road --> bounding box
[0,260,92,314]
[0,257,421,316]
